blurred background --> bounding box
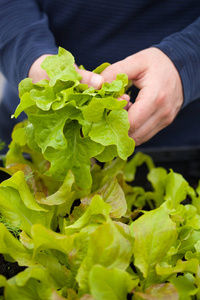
[0,72,5,102]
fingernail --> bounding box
[120,94,130,101]
[90,74,104,89]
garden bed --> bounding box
[132,146,200,190]
[1,48,200,299]
[1,146,200,298]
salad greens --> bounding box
[12,47,134,189]
[0,47,200,299]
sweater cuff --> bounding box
[17,14,58,82]
[0,13,58,93]
[153,17,200,108]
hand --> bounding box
[100,47,184,146]
[29,55,104,89]
[28,54,52,83]
[28,55,130,108]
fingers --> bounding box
[76,68,104,89]
[118,94,131,110]
[100,53,146,84]
[128,106,168,146]
[128,110,174,146]
[75,66,131,110]
[127,86,181,145]
[100,48,184,146]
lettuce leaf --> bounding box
[89,265,136,300]
[130,207,177,289]
[13,47,134,190]
[1,47,200,300]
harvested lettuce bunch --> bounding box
[12,47,134,189]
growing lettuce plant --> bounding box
[0,48,200,299]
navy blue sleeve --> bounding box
[0,0,58,92]
[154,16,200,108]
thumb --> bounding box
[101,53,146,84]
[76,68,104,89]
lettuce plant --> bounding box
[12,47,134,190]
[0,48,200,299]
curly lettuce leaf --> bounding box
[133,283,179,300]
[44,121,104,188]
[81,177,127,219]
[130,207,177,289]
[77,220,133,294]
[28,102,82,153]
[0,183,54,235]
[13,47,134,189]
[89,110,134,160]
[89,265,136,300]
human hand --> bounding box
[28,55,130,108]
[28,55,104,88]
[100,47,184,146]
[28,54,52,83]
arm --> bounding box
[0,0,57,92]
[0,0,104,90]
[29,57,104,88]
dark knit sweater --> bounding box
[0,0,200,148]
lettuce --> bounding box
[0,47,200,299]
[12,47,134,189]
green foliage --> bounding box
[0,48,200,299]
[12,47,134,189]
[0,214,20,238]
[0,140,5,151]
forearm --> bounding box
[0,0,57,92]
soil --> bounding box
[0,254,26,296]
